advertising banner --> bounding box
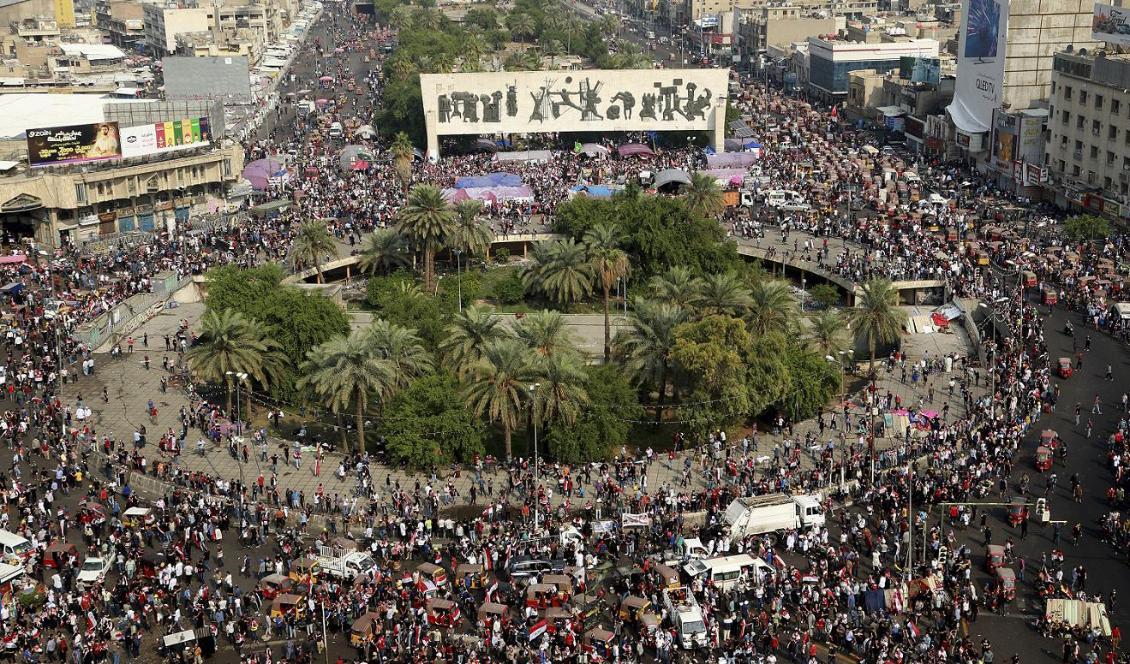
[26,122,121,167]
[946,0,1009,139]
[1017,114,1045,165]
[1093,3,1130,47]
[120,117,211,158]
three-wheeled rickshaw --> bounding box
[1008,499,1028,527]
[425,598,461,628]
[1057,358,1073,379]
[985,544,1007,572]
[994,567,1016,601]
[1036,446,1053,472]
[350,612,380,648]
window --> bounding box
[74,182,86,204]
[1077,115,1085,129]
[1105,176,1112,189]
[1062,110,1071,125]
[1097,94,1104,109]
[1113,99,1122,114]
[1107,150,1115,165]
[1111,125,1119,140]
[1075,139,1084,152]
[1094,119,1102,135]
[1072,164,1081,176]
[1081,90,1089,104]
[1124,156,1130,170]
[1064,86,1073,100]
[1091,145,1099,158]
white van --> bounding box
[328,122,343,139]
[0,530,33,563]
[682,553,758,591]
[764,190,810,211]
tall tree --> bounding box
[614,298,688,424]
[683,172,726,219]
[463,338,535,459]
[584,222,630,362]
[448,200,494,267]
[747,278,799,337]
[298,330,395,452]
[187,309,280,414]
[516,310,576,358]
[506,12,535,42]
[648,266,703,309]
[395,184,455,294]
[807,309,849,357]
[537,239,594,305]
[845,278,907,371]
[390,132,415,193]
[363,318,434,392]
[530,351,589,427]
[359,229,411,276]
[292,221,339,284]
[698,271,752,316]
[442,305,511,376]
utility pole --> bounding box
[906,461,914,573]
[530,383,540,530]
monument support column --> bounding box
[425,110,441,161]
[711,98,727,154]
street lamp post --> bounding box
[529,383,541,529]
[454,248,463,313]
[226,371,248,436]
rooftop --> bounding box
[0,93,151,140]
[59,43,127,61]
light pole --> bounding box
[225,371,248,436]
[529,382,541,529]
[801,277,806,310]
[454,248,463,313]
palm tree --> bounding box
[845,278,907,371]
[463,338,535,459]
[521,241,556,295]
[537,239,594,305]
[359,229,411,276]
[516,310,576,358]
[390,132,414,193]
[808,309,849,357]
[615,298,688,424]
[531,351,589,427]
[683,172,725,219]
[292,221,338,284]
[395,184,455,294]
[364,318,433,392]
[540,38,563,67]
[747,278,799,337]
[241,317,288,416]
[442,305,511,376]
[584,222,630,362]
[698,271,752,316]
[387,56,417,82]
[449,200,494,268]
[648,266,702,309]
[506,12,535,42]
[298,330,395,452]
[187,309,280,415]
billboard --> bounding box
[946,0,1009,140]
[26,122,121,167]
[420,69,730,137]
[163,56,252,103]
[1093,3,1130,47]
[121,117,212,158]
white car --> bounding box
[77,556,113,586]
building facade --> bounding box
[143,4,211,56]
[806,36,939,101]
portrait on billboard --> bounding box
[965,0,1001,60]
[25,122,122,167]
[1093,3,1130,47]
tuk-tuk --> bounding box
[545,606,573,634]
[985,544,1007,572]
[1043,290,1059,305]
[269,593,305,619]
[121,507,152,528]
[289,557,320,582]
[350,612,380,648]
[1041,429,1059,448]
[1057,357,1073,378]
[1007,499,1028,527]
[416,562,447,588]
[1036,446,1053,472]
[257,573,292,600]
[584,628,616,660]
[542,574,573,601]
[78,500,108,526]
[995,567,1016,601]
[526,583,557,610]
[477,602,509,628]
[640,612,662,645]
[425,598,461,628]
[138,550,162,578]
[653,563,680,590]
[455,563,486,590]
[1022,271,1037,288]
[44,541,81,569]
[618,595,652,624]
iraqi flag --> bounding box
[529,618,547,642]
[907,620,921,639]
[485,580,499,602]
[482,547,493,571]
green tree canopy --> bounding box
[545,364,641,462]
[379,373,487,468]
[1063,213,1111,243]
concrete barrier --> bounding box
[74,271,197,353]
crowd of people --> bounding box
[0,1,1129,664]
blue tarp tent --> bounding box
[454,172,523,188]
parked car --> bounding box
[77,556,114,586]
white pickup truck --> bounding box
[663,586,708,649]
[316,547,377,580]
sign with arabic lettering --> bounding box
[420,69,729,136]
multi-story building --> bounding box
[733,4,839,72]
[1045,49,1130,219]
[143,3,211,56]
[94,0,146,50]
[806,35,940,102]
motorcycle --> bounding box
[1065,322,1074,337]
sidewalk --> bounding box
[62,305,988,513]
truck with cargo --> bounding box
[723,494,824,541]
[316,546,377,580]
[662,586,708,649]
